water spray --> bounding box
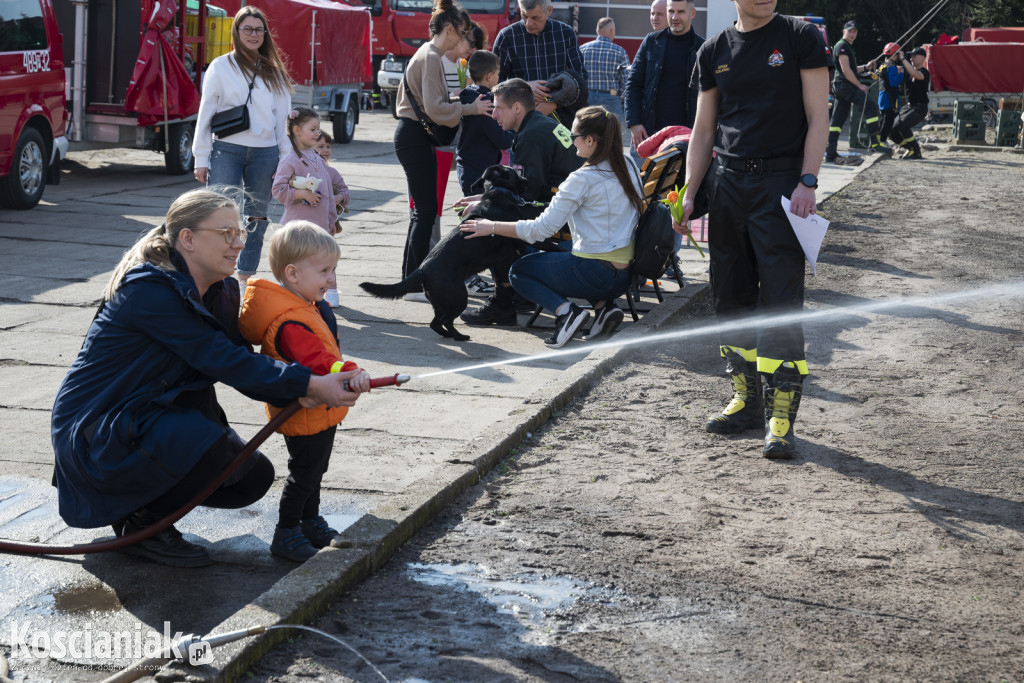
[415,282,1024,380]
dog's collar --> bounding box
[487,185,547,208]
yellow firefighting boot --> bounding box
[762,362,805,459]
[705,348,762,434]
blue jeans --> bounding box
[208,141,279,276]
[588,92,631,148]
[510,251,631,314]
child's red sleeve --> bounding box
[277,322,343,375]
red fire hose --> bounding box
[0,373,409,557]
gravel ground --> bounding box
[247,149,1024,683]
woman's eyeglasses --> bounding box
[189,226,249,245]
[570,133,585,141]
[240,26,266,36]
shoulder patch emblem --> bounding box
[715,63,730,75]
[768,49,784,67]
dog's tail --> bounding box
[359,271,426,299]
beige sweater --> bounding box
[396,43,476,126]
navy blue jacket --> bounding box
[456,85,514,192]
[51,259,311,528]
[624,28,705,134]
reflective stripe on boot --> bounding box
[762,362,804,459]
[705,348,763,434]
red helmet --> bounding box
[884,42,901,56]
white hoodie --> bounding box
[192,54,293,169]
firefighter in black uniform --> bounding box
[892,46,930,160]
[678,0,831,459]
[825,21,891,163]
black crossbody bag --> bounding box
[402,77,459,147]
[211,59,258,138]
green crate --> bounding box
[995,109,1022,147]
[953,99,985,125]
[954,120,987,142]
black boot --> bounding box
[705,349,762,434]
[902,139,924,160]
[870,134,893,156]
[117,509,212,568]
[460,291,517,325]
[762,362,804,460]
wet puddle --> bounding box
[406,562,595,626]
[51,583,122,615]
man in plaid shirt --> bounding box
[492,0,589,121]
[581,18,630,141]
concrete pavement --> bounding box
[0,111,879,681]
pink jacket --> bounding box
[636,125,691,159]
[273,149,337,229]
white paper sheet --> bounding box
[781,196,830,274]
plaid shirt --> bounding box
[580,36,628,93]
[493,19,588,84]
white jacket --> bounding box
[192,54,293,168]
[515,159,641,254]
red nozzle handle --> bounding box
[344,373,411,391]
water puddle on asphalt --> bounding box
[50,583,122,615]
[406,562,594,627]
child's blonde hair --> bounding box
[268,221,341,281]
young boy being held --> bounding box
[239,221,370,562]
[456,51,514,196]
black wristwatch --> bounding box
[799,173,818,189]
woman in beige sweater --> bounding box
[395,0,493,296]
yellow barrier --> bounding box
[184,14,233,67]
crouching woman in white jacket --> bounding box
[460,106,643,348]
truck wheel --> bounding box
[332,97,357,144]
[0,127,47,210]
[165,122,195,175]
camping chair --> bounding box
[524,147,685,329]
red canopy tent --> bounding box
[927,42,1024,93]
[249,0,371,86]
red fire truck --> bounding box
[0,0,69,209]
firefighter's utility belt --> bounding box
[717,155,803,175]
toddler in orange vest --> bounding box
[239,220,370,561]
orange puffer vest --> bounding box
[239,278,349,436]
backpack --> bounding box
[631,200,676,280]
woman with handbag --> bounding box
[193,6,294,291]
[394,0,493,300]
[460,106,644,348]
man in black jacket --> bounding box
[624,0,704,153]
[458,78,582,325]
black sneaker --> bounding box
[460,295,518,326]
[300,516,340,549]
[582,302,624,341]
[117,510,212,568]
[270,525,318,562]
[465,274,494,294]
[544,303,590,348]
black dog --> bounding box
[359,165,544,341]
